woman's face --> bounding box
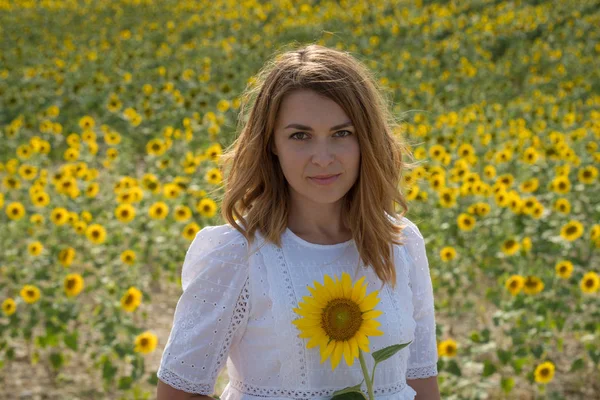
[272,89,361,207]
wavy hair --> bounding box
[217,43,418,291]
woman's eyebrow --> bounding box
[283,121,354,131]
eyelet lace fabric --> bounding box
[157,215,438,399]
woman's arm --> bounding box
[407,376,441,400]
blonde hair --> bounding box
[217,43,417,291]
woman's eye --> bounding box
[291,130,352,140]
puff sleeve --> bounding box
[157,225,251,395]
[400,217,439,380]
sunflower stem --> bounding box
[358,349,375,400]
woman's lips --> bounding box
[309,174,341,185]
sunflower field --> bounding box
[1,0,599,399]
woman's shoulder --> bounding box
[187,223,250,263]
[388,213,424,242]
[181,223,250,291]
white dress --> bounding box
[157,215,438,400]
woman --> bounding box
[157,44,440,400]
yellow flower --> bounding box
[86,223,107,244]
[58,247,76,267]
[555,261,573,279]
[196,198,217,217]
[121,286,143,312]
[182,222,201,241]
[439,246,457,261]
[457,213,476,231]
[505,275,524,296]
[523,275,544,295]
[134,331,158,354]
[79,115,96,130]
[2,298,16,316]
[438,339,458,357]
[291,272,384,371]
[64,273,85,297]
[146,138,166,156]
[501,238,520,256]
[204,143,222,161]
[560,220,584,242]
[121,250,136,265]
[205,167,222,185]
[149,202,169,220]
[580,271,599,294]
[534,361,555,384]
[115,203,136,223]
[577,165,597,184]
[6,202,26,220]
[162,183,182,199]
[174,205,192,222]
[20,284,41,304]
[28,241,44,256]
[50,207,70,225]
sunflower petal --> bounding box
[351,276,367,302]
[362,309,383,320]
[359,290,381,312]
[349,336,359,359]
[331,341,344,371]
[342,339,354,367]
[355,332,371,353]
[320,339,336,364]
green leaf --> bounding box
[511,357,528,374]
[331,391,368,400]
[446,360,462,376]
[118,376,133,390]
[331,383,366,399]
[482,360,496,377]
[147,373,158,386]
[102,359,118,382]
[531,344,543,359]
[371,341,412,363]
[496,349,512,365]
[569,358,585,372]
[49,352,64,370]
[64,332,78,351]
[501,377,515,393]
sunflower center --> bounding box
[322,299,362,341]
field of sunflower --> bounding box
[1,0,599,399]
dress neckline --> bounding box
[284,227,354,249]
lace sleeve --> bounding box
[400,217,439,380]
[157,225,251,395]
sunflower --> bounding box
[58,247,76,267]
[439,246,457,261]
[64,273,85,297]
[560,220,584,242]
[505,275,524,296]
[6,202,26,221]
[134,331,158,354]
[2,298,16,316]
[534,361,555,384]
[121,286,143,312]
[182,222,201,241]
[501,238,520,256]
[437,339,458,357]
[86,223,107,244]
[115,203,136,223]
[291,272,384,371]
[149,202,169,220]
[457,213,476,231]
[523,275,544,295]
[196,198,217,217]
[50,207,70,225]
[173,205,192,222]
[28,241,44,256]
[121,250,136,265]
[580,272,599,294]
[555,261,573,279]
[20,284,41,304]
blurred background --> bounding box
[0,0,599,399]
